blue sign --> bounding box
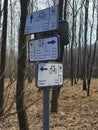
[24,5,59,34]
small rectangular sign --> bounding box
[36,62,63,87]
[28,36,60,62]
[24,6,59,34]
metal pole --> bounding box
[43,88,50,130]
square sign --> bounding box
[28,35,60,62]
[36,62,63,87]
[24,5,59,34]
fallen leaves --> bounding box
[0,79,98,130]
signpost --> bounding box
[28,36,60,62]
[24,4,67,130]
[36,62,63,130]
[24,5,59,34]
[43,88,50,130]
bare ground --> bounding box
[0,79,98,130]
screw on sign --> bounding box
[59,65,62,70]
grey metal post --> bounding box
[43,88,50,130]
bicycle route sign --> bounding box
[28,36,60,62]
[24,5,59,34]
[36,62,63,87]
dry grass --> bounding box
[0,79,98,130]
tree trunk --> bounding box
[77,9,82,81]
[51,0,64,113]
[51,87,59,113]
[64,0,68,20]
[82,0,89,90]
[0,0,1,25]
[0,0,8,116]
[71,0,75,86]
[87,0,95,96]
[16,1,29,130]
[87,39,97,96]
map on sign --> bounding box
[24,5,59,34]
[36,62,63,87]
[28,36,59,62]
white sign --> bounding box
[24,6,59,34]
[28,36,59,62]
[36,62,63,87]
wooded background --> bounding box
[0,0,98,130]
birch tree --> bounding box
[87,0,98,96]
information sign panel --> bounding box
[36,62,63,87]
[24,6,59,34]
[28,36,59,62]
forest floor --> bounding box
[0,79,98,130]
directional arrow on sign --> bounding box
[30,14,33,24]
[40,67,48,71]
[47,40,56,44]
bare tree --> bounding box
[16,0,30,130]
[0,0,1,26]
[64,0,68,19]
[51,0,64,113]
[74,1,78,84]
[87,0,98,96]
[82,0,89,90]
[77,9,83,81]
[51,0,69,113]
[70,0,75,86]
[0,0,8,116]
[63,0,69,79]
